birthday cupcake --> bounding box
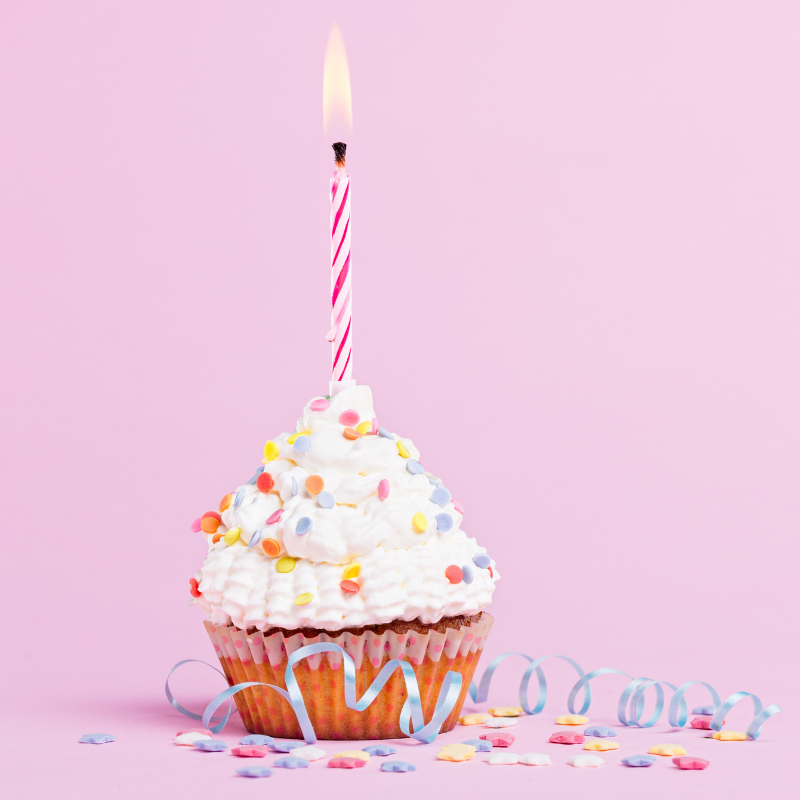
[190,384,498,740]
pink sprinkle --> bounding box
[378,479,390,500]
[371,417,378,434]
[267,509,283,524]
[453,499,465,515]
[177,727,212,737]
[310,398,330,412]
[339,409,360,426]
[191,517,202,533]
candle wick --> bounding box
[332,141,347,168]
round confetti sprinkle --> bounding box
[487,753,519,765]
[295,517,312,535]
[712,731,747,741]
[673,756,710,770]
[223,527,241,545]
[189,578,201,597]
[363,745,397,756]
[585,741,619,752]
[274,757,309,769]
[247,466,264,485]
[692,705,716,715]
[310,398,330,412]
[438,743,476,762]
[343,427,362,440]
[266,509,283,525]
[256,472,274,493]
[445,565,463,584]
[480,733,515,747]
[291,477,298,496]
[436,513,454,532]
[328,757,367,769]
[271,740,305,753]
[294,592,313,605]
[485,717,517,728]
[237,767,273,778]
[584,726,617,737]
[240,735,274,746]
[381,761,416,773]
[453,498,465,515]
[649,744,687,756]
[462,739,492,752]
[219,494,232,512]
[289,745,326,761]
[378,427,394,439]
[550,732,584,745]
[194,740,228,752]
[339,410,360,427]
[305,475,324,494]
[407,459,424,474]
[234,489,246,508]
[340,580,360,593]
[231,746,269,758]
[376,479,390,500]
[556,714,588,725]
[247,530,262,549]
[211,533,223,544]
[472,553,491,569]
[191,517,202,533]
[175,732,211,746]
[342,563,361,579]
[489,707,523,718]
[262,538,281,556]
[396,441,410,458]
[519,753,551,766]
[413,512,428,532]
[356,421,372,435]
[568,754,604,768]
[371,417,378,434]
[461,564,474,584]
[318,491,335,508]
[294,436,312,453]
[263,441,279,461]
[79,734,115,744]
[621,755,658,767]
[201,515,221,534]
[276,557,296,573]
[431,485,451,506]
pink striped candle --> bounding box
[328,142,352,385]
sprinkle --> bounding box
[79,733,115,744]
[318,491,335,508]
[189,578,201,597]
[305,475,324,494]
[175,731,211,745]
[470,555,491,572]
[453,498,465,515]
[265,509,283,525]
[445,565,463,584]
[247,466,265,485]
[262,538,281,556]
[378,427,394,439]
[231,746,269,758]
[344,427,362,440]
[271,740,305,752]
[201,513,221,534]
[294,592,313,605]
[438,743,476,762]
[256,473,274,493]
[356,420,372,435]
[673,757,710,770]
[649,744,687,756]
[371,417,378,434]
[329,757,367,769]
[212,534,223,544]
[461,564,474,584]
[621,755,657,767]
[371,481,388,504]
[289,745,326,761]
[485,717,517,728]
[224,527,241,545]
[237,767,273,778]
[240,735,274,746]
[585,741,619,751]
[194,740,228,752]
[462,739,492,752]
[487,753,519,765]
[287,431,302,444]
[364,745,397,756]
[693,705,716,715]
[339,410,360,426]
[178,728,213,737]
[568,754,604,768]
[381,761,416,772]
[519,753,551,766]
[342,563,361,579]
[459,714,489,725]
[247,530,262,549]
[274,757,309,769]
[431,485,451,506]
[295,517,313,535]
[191,517,202,533]
[436,513,454,532]
[480,733,515,747]
[407,459,424,474]
[556,714,588,725]
[234,489,245,508]
[294,435,312,453]
[550,732,584,745]
[413,512,428,532]
[310,398,330,411]
[396,441,410,458]
[489,707,523,717]
[333,750,370,762]
[219,494,232,512]
[584,726,617,737]
[291,477,298,496]
[690,717,715,729]
[276,557,296,573]
[340,580,360,593]
[263,441,279,461]
[712,731,747,741]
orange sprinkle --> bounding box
[211,533,223,544]
[201,517,220,534]
[445,565,463,584]
[202,511,222,522]
[343,427,362,440]
[219,494,232,513]
[340,580,361,594]
[256,472,274,493]
[262,538,281,557]
[305,475,324,495]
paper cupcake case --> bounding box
[204,613,494,740]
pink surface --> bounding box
[1,2,798,798]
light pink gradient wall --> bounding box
[1,0,798,785]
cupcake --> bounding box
[191,384,498,739]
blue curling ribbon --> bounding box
[164,659,236,734]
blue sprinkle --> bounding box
[271,740,305,753]
[435,513,453,532]
[247,530,263,549]
[291,476,298,496]
[234,489,246,509]
[692,705,716,715]
[378,427,394,439]
[427,476,439,485]
[318,491,335,509]
[294,436,312,454]
[584,726,617,738]
[472,553,491,569]
[237,767,273,778]
[247,466,265,485]
[461,564,474,584]
[273,757,309,769]
[431,485,451,506]
[194,739,228,752]
[295,517,313,535]
[462,738,492,752]
[621,755,658,767]
[79,733,115,744]
[364,745,397,756]
[407,459,424,475]
[381,761,416,773]
[240,735,274,746]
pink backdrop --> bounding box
[2,2,797,797]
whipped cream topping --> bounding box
[192,385,498,632]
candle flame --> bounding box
[323,24,352,138]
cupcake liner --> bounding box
[204,613,494,740]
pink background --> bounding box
[1,2,797,797]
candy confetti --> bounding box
[223,528,241,545]
[274,757,309,769]
[294,593,313,605]
[333,750,370,762]
[194,740,228,752]
[340,580,360,593]
[236,767,273,778]
[271,740,305,752]
[189,578,201,598]
[318,491,335,508]
[234,489,245,508]
[381,761,416,773]
[485,717,518,728]
[356,421,372,435]
[291,477,298,496]
[459,714,489,725]
[584,726,617,737]
[431,485,451,506]
[263,441,279,461]
[407,459,424,475]
[693,705,716,715]
[191,517,202,533]
[294,435,312,453]
[649,744,687,756]
[310,398,330,411]
[550,732,585,745]
[256,472,274,493]
[219,494,232,512]
[438,743,476,762]
[621,755,658,767]
[175,731,210,746]
[396,441,410,458]
[568,754,604,768]
[79,734,115,744]
[519,753,551,766]
[231,746,269,758]
[378,427,394,439]
[329,757,367,769]
[276,557,296,573]
[480,733,515,747]
[556,714,588,725]
[691,717,716,729]
[489,707,523,717]
[343,427,361,440]
[240,735,274,746]
[178,728,212,737]
[462,564,474,584]
[472,553,491,569]
[201,512,221,534]
[339,410,360,426]
[363,745,396,756]
[262,538,281,556]
[445,565,463,584]
[673,757,710,770]
[585,741,619,752]
[211,534,223,544]
[435,513,453,532]
[305,475,324,494]
[247,530,262,549]
[712,731,747,741]
[266,509,283,525]
[371,417,378,434]
[378,478,390,500]
[413,512,428,532]
[295,517,313,535]
[289,745,326,761]
[247,466,265,485]
[453,498,465,515]
[487,753,519,765]
[342,563,360,579]
[462,739,492,752]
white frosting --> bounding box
[192,385,498,631]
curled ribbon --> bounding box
[167,646,782,744]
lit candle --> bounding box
[328,142,352,385]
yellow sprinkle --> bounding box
[585,741,619,751]
[649,744,687,756]
[342,563,361,580]
[556,714,588,725]
[396,440,410,458]
[287,431,311,445]
[413,512,428,532]
[276,557,296,573]
[333,750,370,762]
[712,731,747,741]
[355,421,372,435]
[438,743,476,762]
[458,713,488,726]
[489,706,523,717]
[263,440,279,461]
[294,592,313,605]
[223,527,241,545]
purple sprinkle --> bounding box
[294,435,312,454]
[291,476,298,496]
[381,761,416,773]
[621,755,657,767]
[234,488,246,509]
[271,740,305,753]
[462,738,492,752]
[692,705,716,716]
[431,485,451,506]
[318,491,335,509]
[79,734,115,744]
[247,466,265,485]
[407,459,424,475]
[273,756,309,769]
[435,513,453,532]
[472,553,491,569]
[240,735,274,746]
[584,726,617,737]
[461,564,474,584]
[364,745,397,756]
[237,767,273,778]
[295,517,312,535]
[378,427,394,439]
[194,739,228,752]
[247,530,263,549]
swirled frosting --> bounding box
[191,385,498,632]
